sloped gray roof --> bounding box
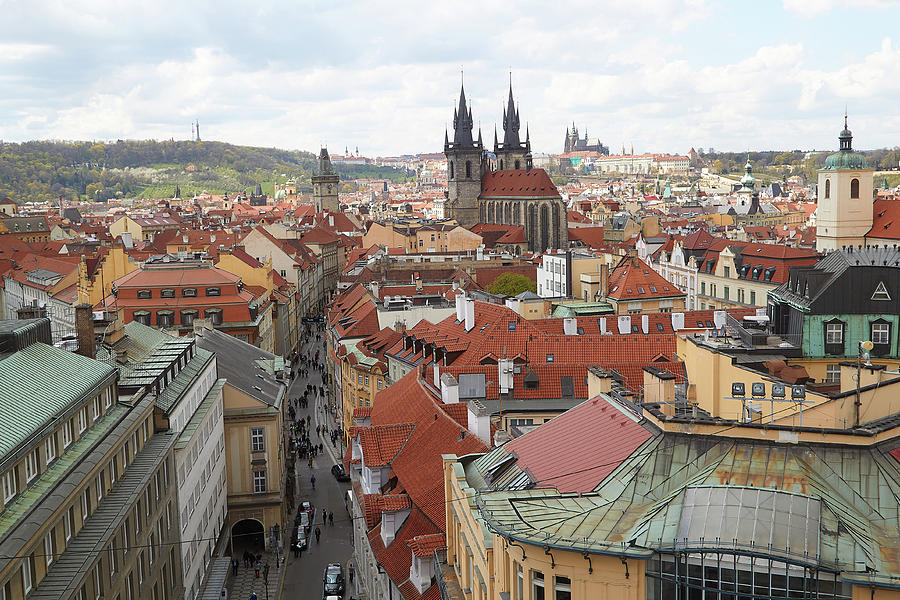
[194,327,285,408]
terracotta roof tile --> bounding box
[479,168,560,199]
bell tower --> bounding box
[494,80,529,171]
[312,147,339,213]
[816,115,874,252]
[444,82,483,227]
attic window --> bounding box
[161,289,175,298]
[656,323,664,332]
[872,281,891,301]
[649,286,657,293]
[705,320,714,328]
[632,325,639,333]
[546,353,554,363]
[560,376,574,398]
[137,289,152,299]
[638,287,645,294]
[508,321,517,332]
[696,320,704,327]
[182,288,197,297]
[764,267,776,281]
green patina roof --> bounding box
[0,403,127,538]
[552,302,614,318]
[0,343,116,458]
[476,433,900,586]
[823,149,868,170]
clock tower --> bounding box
[312,147,339,213]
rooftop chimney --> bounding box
[440,373,460,404]
[641,314,649,334]
[75,303,96,359]
[455,292,465,322]
[464,298,475,332]
[563,317,578,336]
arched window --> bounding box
[824,179,830,199]
[449,161,454,179]
[850,178,860,199]
[514,160,521,170]
[465,161,471,178]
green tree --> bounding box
[487,273,537,297]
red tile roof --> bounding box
[479,168,560,198]
[408,533,446,557]
[357,423,415,467]
[868,199,900,240]
[505,394,654,493]
[607,256,685,301]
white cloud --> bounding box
[1,1,899,155]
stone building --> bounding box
[312,148,340,214]
[444,82,568,252]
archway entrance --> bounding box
[232,519,266,557]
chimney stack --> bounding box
[75,303,96,358]
[464,298,475,332]
[563,317,578,336]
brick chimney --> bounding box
[75,303,96,358]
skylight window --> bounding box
[546,354,554,363]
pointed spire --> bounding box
[502,78,521,148]
[493,125,499,152]
[444,127,449,148]
[525,123,531,152]
[477,127,483,146]
[451,80,474,147]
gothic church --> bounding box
[444,82,568,252]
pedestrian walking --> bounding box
[329,511,334,525]
[232,559,239,576]
[254,560,260,578]
[323,510,327,525]
[310,475,316,489]
[349,564,354,584]
[250,593,257,600]
[315,527,321,543]
[292,544,299,558]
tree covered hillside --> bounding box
[0,139,409,205]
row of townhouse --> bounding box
[0,309,288,600]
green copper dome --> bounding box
[823,115,869,170]
[823,149,868,169]
[740,157,755,189]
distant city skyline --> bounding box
[1,0,899,156]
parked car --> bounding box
[331,464,350,482]
[298,510,312,534]
[294,526,308,550]
[323,562,345,596]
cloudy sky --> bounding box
[1,0,899,156]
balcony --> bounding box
[434,549,466,600]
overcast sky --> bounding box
[1,0,899,156]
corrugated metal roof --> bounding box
[0,343,117,458]
[176,379,225,450]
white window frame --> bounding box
[45,434,57,464]
[825,323,843,345]
[826,364,841,383]
[44,531,54,566]
[250,427,265,452]
[2,471,16,503]
[63,420,74,448]
[92,397,102,421]
[532,569,545,600]
[22,559,32,594]
[253,470,267,493]
[65,508,72,542]
[105,387,113,409]
[872,322,890,345]
[24,449,39,483]
[81,489,89,519]
[78,407,87,433]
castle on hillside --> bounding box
[443,81,568,252]
[564,125,609,155]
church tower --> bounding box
[494,81,529,170]
[816,116,874,252]
[312,147,339,213]
[444,83,484,227]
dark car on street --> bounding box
[323,562,345,596]
[331,463,350,482]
